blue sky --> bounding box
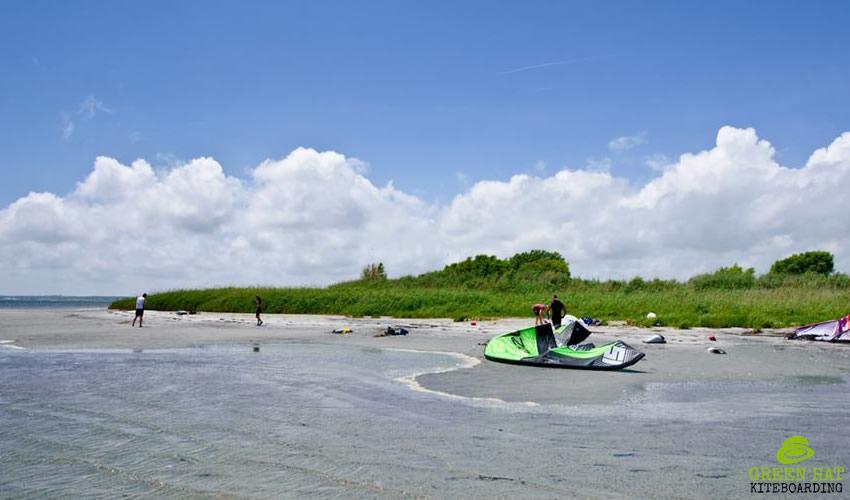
[2,0,849,206]
[3,1,850,294]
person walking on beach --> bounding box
[549,294,566,328]
[255,296,263,326]
[532,303,549,325]
[132,293,147,328]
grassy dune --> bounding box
[110,251,850,328]
[109,279,850,329]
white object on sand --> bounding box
[707,347,727,355]
[0,340,24,350]
[646,312,657,319]
[643,334,666,344]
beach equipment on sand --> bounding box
[484,318,644,370]
[791,314,850,342]
[643,334,666,344]
[381,326,408,336]
[332,328,352,334]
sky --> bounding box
[1,1,849,294]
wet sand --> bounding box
[2,308,848,407]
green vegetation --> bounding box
[360,262,387,281]
[689,265,756,290]
[110,250,850,329]
[769,251,834,276]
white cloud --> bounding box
[62,116,74,142]
[608,131,648,151]
[498,56,601,75]
[78,95,112,118]
[644,154,672,172]
[2,126,850,294]
[585,157,612,171]
[60,96,112,142]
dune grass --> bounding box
[110,251,850,328]
[109,280,850,329]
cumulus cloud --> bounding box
[644,154,672,172]
[2,126,850,294]
[608,131,648,151]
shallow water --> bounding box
[1,344,848,499]
[0,295,119,309]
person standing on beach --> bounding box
[132,293,147,328]
[532,303,549,325]
[549,294,566,328]
[255,296,263,326]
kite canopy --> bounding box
[484,319,644,370]
[791,314,850,342]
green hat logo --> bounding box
[776,436,815,465]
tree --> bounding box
[508,250,570,275]
[360,262,387,281]
[442,255,508,280]
[769,251,834,276]
[434,250,572,289]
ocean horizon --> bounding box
[0,295,122,309]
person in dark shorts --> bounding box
[255,296,263,326]
[549,294,566,327]
[132,293,147,328]
[532,303,549,325]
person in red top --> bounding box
[532,303,549,325]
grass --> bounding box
[109,280,850,329]
[110,251,850,328]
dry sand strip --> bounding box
[2,308,848,406]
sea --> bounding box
[0,295,122,309]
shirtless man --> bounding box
[532,302,549,325]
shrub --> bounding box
[508,250,571,278]
[769,251,834,276]
[360,262,387,281]
[624,277,646,293]
[689,265,755,290]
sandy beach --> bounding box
[2,308,849,498]
[3,308,848,405]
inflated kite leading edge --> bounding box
[484,320,645,370]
